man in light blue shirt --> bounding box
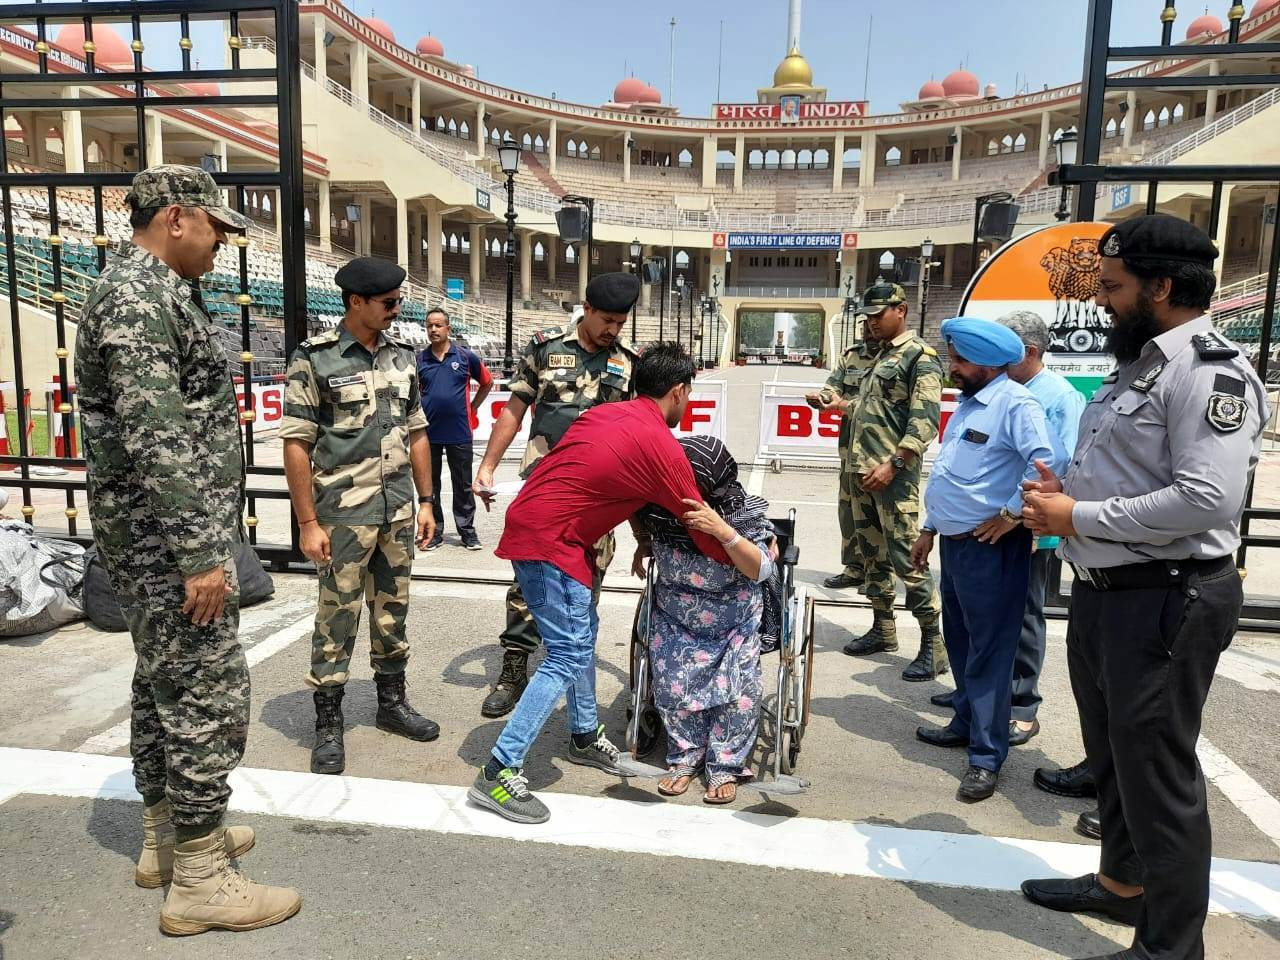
[910,317,1057,803]
[1001,311,1086,748]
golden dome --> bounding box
[772,46,814,88]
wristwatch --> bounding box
[999,507,1022,525]
[418,494,436,506]
[889,455,907,471]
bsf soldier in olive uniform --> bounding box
[473,272,642,717]
[807,334,880,589]
[77,165,300,934]
[281,257,440,776]
[842,283,948,681]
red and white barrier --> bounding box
[755,381,961,467]
[234,376,287,435]
[0,382,10,455]
[48,376,78,459]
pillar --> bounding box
[475,102,486,151]
[312,14,327,90]
[953,124,965,180]
[577,243,588,302]
[1213,185,1234,284]
[733,134,745,192]
[859,131,876,187]
[546,236,557,283]
[317,179,331,251]
[623,133,632,182]
[469,224,483,293]
[519,230,533,303]
[701,135,717,189]
[709,248,729,363]
[832,132,845,190]
[60,93,84,173]
[548,118,558,174]
[352,43,369,103]
[145,112,164,166]
[1123,91,1136,147]
[395,196,409,269]
[411,81,421,137]
[217,139,229,174]
[1038,111,1051,171]
[640,245,652,311]
[942,243,954,287]
[426,199,443,289]
[1205,61,1220,127]
[358,197,372,255]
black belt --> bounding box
[1069,555,1233,592]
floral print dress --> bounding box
[648,539,770,786]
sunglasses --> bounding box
[374,297,404,309]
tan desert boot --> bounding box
[159,830,301,936]
[135,799,256,888]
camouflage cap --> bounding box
[856,281,907,317]
[125,164,251,231]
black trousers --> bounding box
[1011,548,1051,722]
[429,441,476,537]
[1066,561,1242,960]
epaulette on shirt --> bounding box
[532,326,564,345]
[1193,330,1239,360]
[298,328,340,352]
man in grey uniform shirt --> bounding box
[1019,214,1266,960]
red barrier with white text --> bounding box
[759,388,961,460]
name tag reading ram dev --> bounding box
[547,354,577,370]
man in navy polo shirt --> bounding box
[418,307,493,550]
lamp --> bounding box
[498,138,521,175]
[1055,127,1079,166]
[675,274,685,290]
[921,237,934,260]
[630,238,641,260]
[322,31,335,48]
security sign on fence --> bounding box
[234,377,287,435]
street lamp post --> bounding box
[918,236,936,338]
[629,237,642,339]
[970,190,1013,283]
[1054,127,1079,222]
[675,274,685,353]
[498,138,521,380]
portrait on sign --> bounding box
[779,95,802,124]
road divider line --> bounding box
[1198,736,1280,853]
[3,746,1277,921]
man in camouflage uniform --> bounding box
[76,164,300,935]
[807,332,880,590]
[280,257,440,776]
[842,282,948,682]
[473,272,642,717]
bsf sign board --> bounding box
[712,232,858,251]
[1110,184,1132,211]
[714,101,869,122]
[474,381,728,454]
[235,378,286,435]
[959,221,1116,399]
[475,188,491,212]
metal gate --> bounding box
[1053,0,1280,627]
[0,0,306,565]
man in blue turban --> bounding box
[908,316,1064,802]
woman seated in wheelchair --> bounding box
[635,435,780,805]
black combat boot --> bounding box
[902,624,949,682]
[311,688,346,775]
[374,672,440,742]
[842,612,898,656]
[480,649,529,718]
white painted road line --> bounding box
[1198,736,1280,854]
[2,746,1277,921]
[75,611,316,755]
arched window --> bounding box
[303,208,312,228]
[1158,106,1170,127]
[781,148,797,169]
[1013,132,1027,153]
[534,134,545,152]
[261,194,272,214]
[885,145,902,166]
[842,147,860,168]
[987,138,1000,156]
[522,132,533,149]
[1000,134,1014,154]
[1105,117,1118,139]
[1143,109,1157,130]
[447,118,458,136]
[797,149,813,168]
[678,148,693,168]
[534,242,545,262]
[491,128,502,144]
[813,148,830,169]
[436,115,447,131]
[44,127,63,155]
[764,149,780,169]
[675,250,690,269]
[459,121,470,138]
[86,139,105,163]
[460,235,470,253]
[565,244,577,264]
[590,145,601,161]
[489,238,502,257]
[749,149,764,168]
[1172,103,1185,123]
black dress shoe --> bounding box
[930,690,955,709]
[916,724,967,748]
[1075,807,1102,840]
[1020,873,1142,926]
[957,765,997,802]
[1033,759,1096,798]
[823,571,863,589]
[1008,719,1040,746]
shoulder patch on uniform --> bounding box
[1214,373,1246,398]
[1193,331,1239,360]
[1206,392,1247,433]
[920,343,939,357]
[534,325,564,345]
[1102,370,1119,384]
[1130,361,1164,393]
[303,329,340,350]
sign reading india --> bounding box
[713,232,858,251]
[714,101,868,121]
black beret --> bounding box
[585,271,641,314]
[333,257,407,295]
[1099,214,1218,266]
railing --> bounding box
[1142,86,1280,167]
[724,286,840,299]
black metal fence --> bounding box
[0,0,306,565]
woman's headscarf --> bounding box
[643,436,772,548]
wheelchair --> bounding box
[624,509,814,786]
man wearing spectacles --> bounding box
[281,255,440,777]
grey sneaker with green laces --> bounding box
[567,724,622,774]
[468,766,550,824]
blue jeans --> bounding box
[493,561,600,769]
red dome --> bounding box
[941,68,979,98]
[415,35,444,57]
[1251,0,1280,16]
[56,23,131,65]
[362,17,395,43]
[917,80,946,100]
[638,84,662,104]
[612,77,647,103]
[1186,13,1223,38]
[186,82,222,97]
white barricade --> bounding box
[475,380,728,457]
[755,381,961,469]
[235,378,287,436]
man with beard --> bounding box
[1020,215,1265,960]
[910,317,1057,802]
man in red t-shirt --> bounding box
[468,343,730,824]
